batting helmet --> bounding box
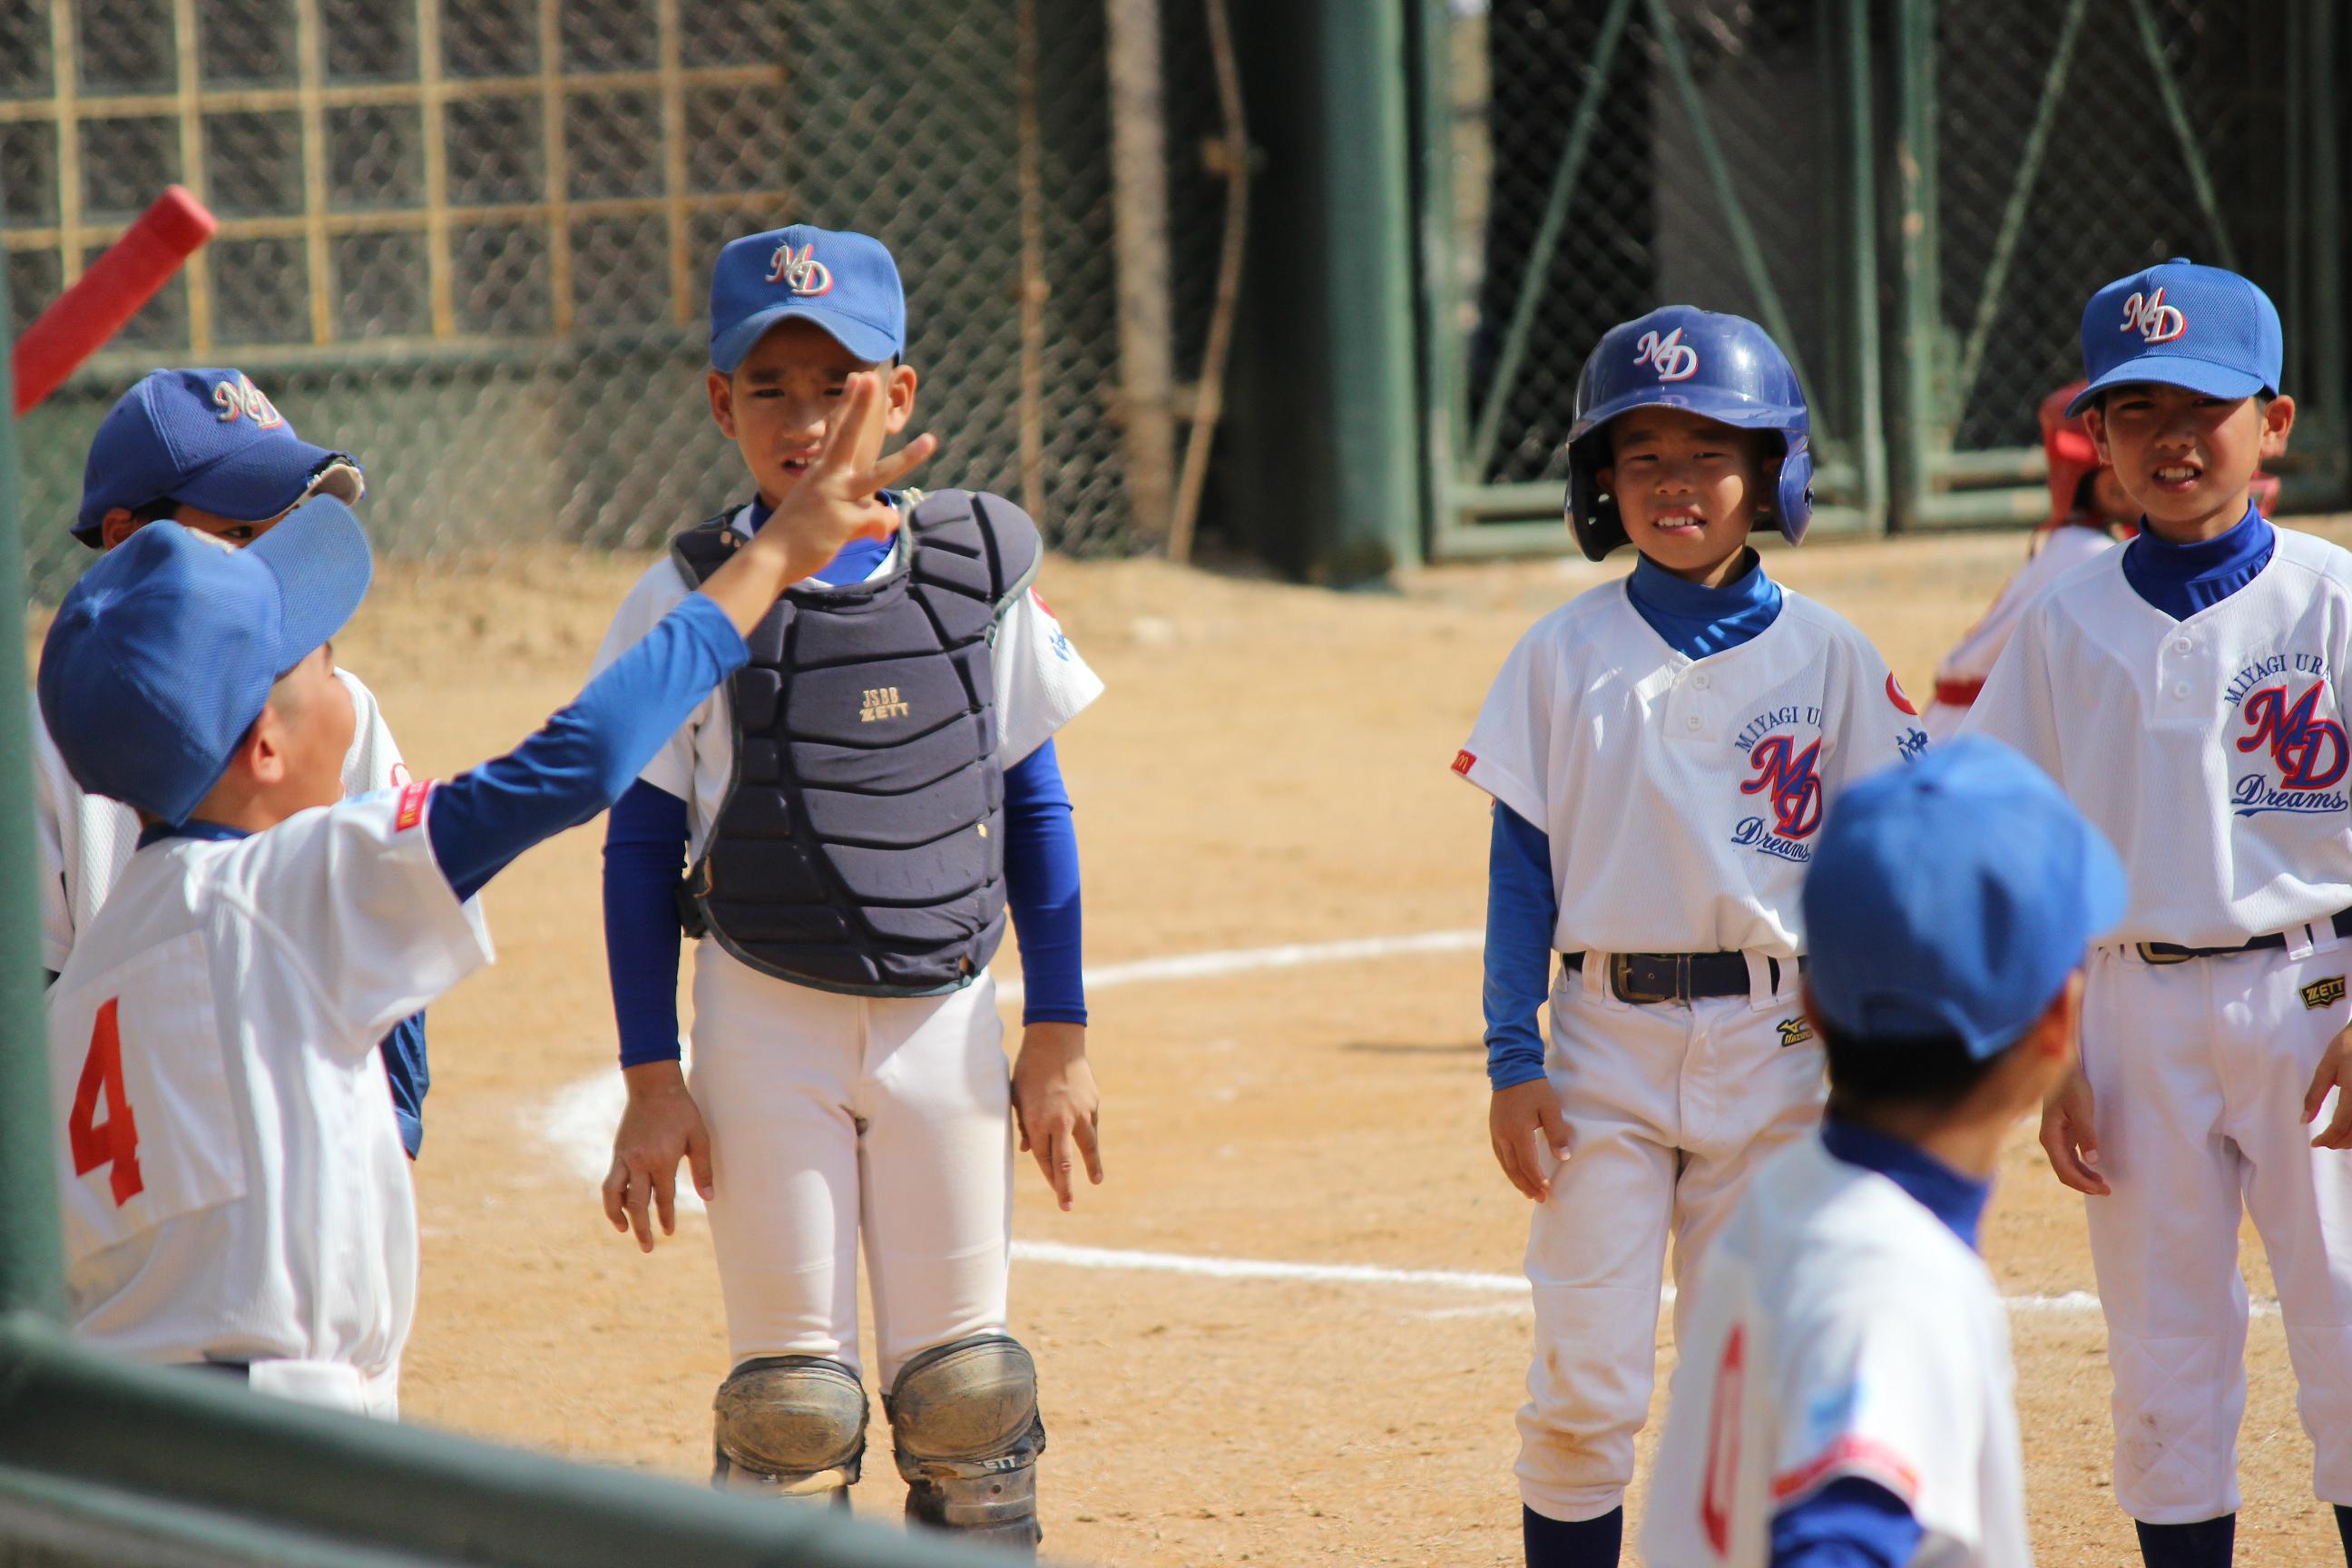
[1563,306,1813,562]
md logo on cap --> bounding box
[212,372,285,427]
[764,241,834,298]
[2120,287,2187,346]
[1633,327,1700,382]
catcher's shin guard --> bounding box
[884,1335,1047,1551]
[710,1356,867,1504]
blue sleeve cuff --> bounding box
[1769,1476,1923,1568]
[1484,804,1556,1091]
[603,779,690,1066]
[1003,740,1085,1027]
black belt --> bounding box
[2137,908,2352,965]
[1564,950,1806,1005]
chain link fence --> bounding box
[1425,0,1877,549]
[4,0,1234,602]
[1423,0,2344,545]
[1918,0,2318,466]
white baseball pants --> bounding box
[1515,952,1826,1523]
[2080,936,2352,1524]
[688,943,1015,1387]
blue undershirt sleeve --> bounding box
[426,592,746,903]
[1002,739,1086,1027]
[603,780,690,1067]
[1769,1477,1926,1568]
[1484,803,1556,1092]
[378,1011,428,1157]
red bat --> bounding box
[13,186,217,416]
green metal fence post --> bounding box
[0,201,68,1327]
[1886,0,1940,534]
[1842,0,1887,531]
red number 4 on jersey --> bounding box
[68,998,143,1206]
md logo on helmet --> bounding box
[2121,287,2187,345]
[1633,327,1700,382]
[765,241,834,297]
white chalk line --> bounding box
[532,1073,2249,1323]
[995,927,1483,1004]
[533,927,2279,1326]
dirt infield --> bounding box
[152,522,2352,1564]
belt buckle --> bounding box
[1609,953,1689,1005]
[2136,942,2194,966]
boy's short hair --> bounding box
[1821,1020,2004,1112]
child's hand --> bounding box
[2038,1066,2108,1195]
[1012,1022,1102,1211]
[603,1060,714,1252]
[2304,1021,2352,1150]
[1489,1078,1571,1200]
[761,370,936,583]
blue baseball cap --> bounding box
[2066,259,2282,417]
[75,368,363,548]
[38,497,374,825]
[1801,737,2127,1059]
[709,225,905,373]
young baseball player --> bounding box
[1966,259,2352,1567]
[1455,306,1928,1567]
[39,375,925,1417]
[1643,735,2123,1567]
[1920,380,2281,743]
[31,368,433,1159]
[591,224,1102,1550]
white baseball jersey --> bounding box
[1962,527,2352,946]
[33,669,408,975]
[1921,524,2117,744]
[593,504,1103,862]
[1642,1136,2032,1568]
[1455,581,1927,956]
[45,784,490,1416]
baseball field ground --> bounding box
[102,520,2341,1567]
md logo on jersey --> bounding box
[2120,287,2187,345]
[765,242,834,297]
[1633,327,1700,383]
[1740,734,1825,839]
[2230,677,2349,817]
[211,373,285,427]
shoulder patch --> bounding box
[394,779,431,832]
[1452,750,1477,777]
[1886,673,1918,716]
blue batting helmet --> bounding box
[1562,306,1813,561]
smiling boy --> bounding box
[1454,307,1926,1566]
[1964,260,2352,1568]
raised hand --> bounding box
[698,371,938,633]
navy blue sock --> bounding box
[2335,1503,2351,1564]
[2134,1514,2235,1568]
[1523,1504,1622,1568]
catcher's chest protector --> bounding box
[670,490,1043,996]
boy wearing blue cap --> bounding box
[38,374,925,1417]
[1456,307,1927,1567]
[31,368,434,1160]
[587,225,1101,1548]
[1643,735,2122,1568]
[1965,260,2352,1567]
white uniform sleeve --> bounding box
[1824,627,1930,800]
[1956,600,2066,777]
[1455,621,1556,828]
[222,784,495,1050]
[1769,1279,1990,1552]
[591,556,705,801]
[334,669,411,796]
[994,585,1104,767]
[32,694,74,974]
